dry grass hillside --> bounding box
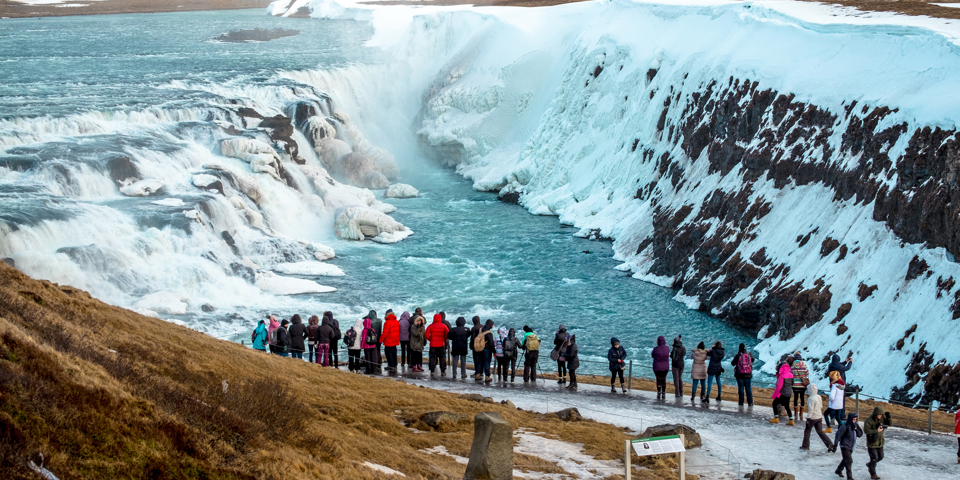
[0,262,683,480]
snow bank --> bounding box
[273,261,345,276]
[255,271,336,294]
[385,183,419,198]
[135,291,188,315]
[334,206,413,242]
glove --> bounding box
[883,412,891,423]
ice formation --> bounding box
[334,206,413,243]
[385,183,419,198]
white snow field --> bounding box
[405,377,959,480]
[272,0,960,401]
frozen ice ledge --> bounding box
[274,0,960,405]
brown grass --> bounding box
[0,262,684,479]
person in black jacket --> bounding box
[480,320,496,383]
[834,412,862,479]
[554,324,568,384]
[317,315,336,366]
[275,319,291,357]
[564,334,579,389]
[608,337,627,393]
[448,317,471,379]
[503,328,519,381]
[521,326,540,382]
[287,315,307,359]
[704,341,725,402]
[670,336,686,398]
[325,311,342,369]
[732,343,754,406]
[469,316,482,379]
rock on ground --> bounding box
[420,411,470,431]
[746,469,796,480]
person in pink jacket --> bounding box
[266,315,280,355]
[360,318,377,375]
[955,409,959,464]
[769,359,795,425]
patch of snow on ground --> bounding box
[514,430,622,479]
[361,462,405,477]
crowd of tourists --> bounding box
[249,310,960,478]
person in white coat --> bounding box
[824,372,846,433]
[801,384,835,451]
[347,318,365,372]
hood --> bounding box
[831,354,842,364]
[456,317,466,327]
[657,335,666,346]
[292,316,302,325]
[498,326,508,338]
[432,313,443,324]
[508,328,516,339]
[269,318,279,329]
[523,325,532,333]
[353,318,365,331]
[558,324,566,332]
[871,406,885,417]
[483,319,495,330]
[778,363,793,376]
[569,334,576,344]
[366,310,378,320]
[807,384,818,396]
[472,316,481,326]
[321,316,330,327]
[399,311,411,323]
[610,337,620,346]
[673,336,682,347]
[363,318,372,330]
[385,313,397,323]
[846,412,859,424]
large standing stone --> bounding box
[464,412,513,480]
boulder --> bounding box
[107,156,139,185]
[545,407,582,422]
[499,400,516,409]
[2,258,14,268]
[639,424,701,449]
[385,183,419,198]
[420,411,470,431]
[746,469,796,480]
[464,412,513,480]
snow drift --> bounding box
[275,0,960,404]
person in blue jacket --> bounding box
[833,412,862,479]
[251,319,268,352]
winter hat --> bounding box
[484,319,495,330]
[386,309,394,315]
[281,319,289,326]
[610,337,620,346]
[498,326,508,338]
[523,325,532,333]
[794,352,803,360]
[739,343,747,353]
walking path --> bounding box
[392,371,957,480]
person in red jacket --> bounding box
[381,312,400,372]
[425,313,450,376]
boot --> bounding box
[484,376,492,383]
[825,427,833,434]
[769,417,780,424]
[870,475,880,480]
[558,378,565,384]
[786,418,795,426]
[611,386,617,393]
[799,407,805,420]
[622,384,627,393]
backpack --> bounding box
[738,353,752,375]
[364,328,378,346]
[343,328,357,348]
[494,338,504,357]
[525,334,540,351]
[473,332,487,352]
[251,328,257,343]
[502,338,515,359]
[269,328,278,345]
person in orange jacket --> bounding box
[425,313,450,376]
[381,312,400,372]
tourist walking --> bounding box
[409,314,426,372]
[347,318,363,372]
[792,352,810,419]
[690,342,708,402]
[306,315,319,362]
[425,313,450,376]
[553,324,568,384]
[479,320,496,382]
[251,319,268,352]
[382,311,400,372]
[770,357,795,424]
[449,316,471,379]
[834,413,862,480]
[399,311,411,368]
[503,328,519,381]
[704,341,725,402]
[824,371,847,433]
[670,336,685,398]
[317,314,336,366]
[800,384,834,452]
[470,316,483,379]
[274,319,290,357]
[732,343,754,406]
[652,335,670,399]
[522,326,540,382]
[864,406,892,479]
[327,311,341,368]
[608,337,627,393]
[565,334,579,389]
[361,318,378,374]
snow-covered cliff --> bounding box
[275,0,960,405]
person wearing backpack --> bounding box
[770,357,795,425]
[409,314,426,372]
[494,327,509,382]
[382,311,400,373]
[522,326,540,382]
[607,337,627,393]
[503,328,519,382]
[478,320,496,383]
[670,336,686,398]
[399,311,411,368]
[834,413,862,480]
[553,325,568,384]
[361,318,378,374]
[448,317,471,379]
[791,352,810,419]
[326,311,342,369]
[469,316,483,380]
[732,343,754,406]
[368,310,384,374]
[425,313,450,376]
[345,318,362,372]
[267,315,279,354]
[306,315,320,362]
[317,314,336,366]
[801,383,835,452]
[274,319,291,357]
[690,342,708,402]
[652,335,671,400]
[251,319,268,352]
[564,334,579,389]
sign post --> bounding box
[625,434,686,480]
